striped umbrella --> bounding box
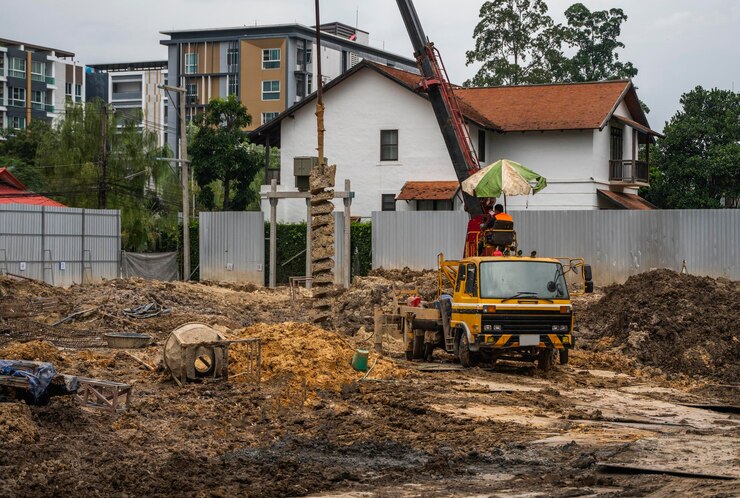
[462,159,547,198]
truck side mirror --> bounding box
[584,264,593,282]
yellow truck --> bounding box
[389,254,592,371]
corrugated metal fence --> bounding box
[0,204,121,286]
[199,211,265,285]
[372,210,740,284]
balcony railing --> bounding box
[112,91,142,101]
[609,159,649,184]
[8,99,25,108]
[45,76,55,85]
[31,101,45,110]
[9,69,25,78]
[45,104,55,112]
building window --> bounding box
[296,74,305,99]
[184,52,198,74]
[610,126,623,160]
[306,47,313,64]
[31,90,45,109]
[9,57,26,78]
[31,61,46,82]
[307,78,313,94]
[262,112,279,124]
[477,129,486,162]
[380,129,399,161]
[227,43,239,72]
[381,194,396,211]
[75,84,82,102]
[262,80,280,100]
[228,74,238,96]
[11,116,26,130]
[9,87,25,107]
[186,83,198,103]
[65,82,72,96]
[418,199,453,211]
[262,48,281,69]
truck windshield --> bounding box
[479,261,569,300]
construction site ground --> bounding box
[1,270,738,497]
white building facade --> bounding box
[251,62,661,222]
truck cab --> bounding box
[447,256,574,369]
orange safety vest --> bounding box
[494,212,513,223]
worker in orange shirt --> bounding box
[483,204,513,228]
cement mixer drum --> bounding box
[163,323,227,385]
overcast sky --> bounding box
[3,0,739,131]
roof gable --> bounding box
[0,167,66,207]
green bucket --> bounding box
[351,349,370,372]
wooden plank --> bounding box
[598,463,737,481]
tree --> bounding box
[189,96,263,210]
[559,3,637,82]
[643,86,740,209]
[465,0,559,86]
[34,100,179,250]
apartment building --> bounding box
[0,38,84,131]
[160,21,417,156]
[86,61,169,146]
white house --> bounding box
[250,61,662,222]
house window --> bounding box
[184,53,198,74]
[11,116,26,130]
[381,194,396,211]
[65,82,72,96]
[262,80,280,100]
[9,57,26,78]
[262,112,279,124]
[75,84,82,102]
[296,73,305,99]
[227,43,239,72]
[228,74,238,96]
[610,126,623,160]
[478,129,486,162]
[306,47,313,64]
[262,48,281,69]
[418,199,454,211]
[9,87,25,107]
[380,129,398,161]
[31,61,45,82]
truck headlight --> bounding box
[484,324,492,331]
[552,325,568,332]
[493,324,502,331]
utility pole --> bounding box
[159,84,190,281]
[98,104,108,209]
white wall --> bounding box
[264,68,647,220]
[264,68,458,222]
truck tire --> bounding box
[538,348,555,371]
[559,349,569,365]
[412,333,424,360]
[424,342,434,362]
[458,332,479,368]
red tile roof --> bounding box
[396,181,459,201]
[597,189,656,210]
[0,168,66,207]
[371,63,654,134]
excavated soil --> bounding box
[577,269,740,382]
[1,273,738,497]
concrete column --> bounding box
[269,179,277,288]
[343,179,351,288]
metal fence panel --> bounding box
[0,205,121,286]
[372,210,740,285]
[199,211,265,285]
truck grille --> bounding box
[482,313,572,334]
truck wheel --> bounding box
[412,333,424,360]
[424,342,434,362]
[559,349,569,365]
[538,348,555,371]
[459,332,479,368]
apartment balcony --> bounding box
[31,102,45,110]
[8,69,25,79]
[45,104,55,113]
[609,159,649,186]
[8,99,25,108]
[111,91,142,101]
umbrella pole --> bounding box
[504,193,507,212]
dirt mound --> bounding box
[0,403,39,444]
[229,322,406,393]
[0,340,66,364]
[578,269,740,381]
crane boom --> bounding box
[395,0,484,216]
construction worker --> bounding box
[483,204,512,229]
[465,199,495,257]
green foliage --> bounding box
[558,3,637,82]
[465,1,638,86]
[642,86,740,209]
[263,221,373,285]
[351,222,372,277]
[189,96,263,211]
[465,0,558,86]
[159,218,200,280]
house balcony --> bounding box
[609,159,649,186]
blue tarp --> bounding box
[0,360,57,404]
